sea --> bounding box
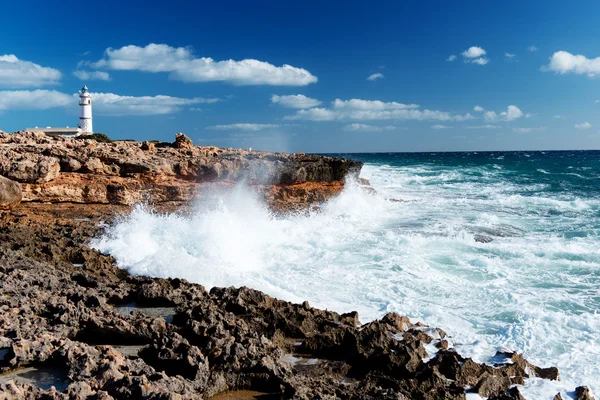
[93,150,600,399]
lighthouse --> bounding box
[78,85,93,134]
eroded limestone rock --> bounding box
[0,131,362,209]
[0,176,21,209]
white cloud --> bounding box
[554,115,566,119]
[285,108,337,121]
[447,55,457,62]
[285,98,473,122]
[512,127,547,133]
[466,125,501,129]
[344,124,396,132]
[432,125,451,129]
[271,94,321,109]
[367,72,384,81]
[472,57,489,65]
[90,43,317,86]
[332,99,420,110]
[484,105,525,122]
[206,123,282,131]
[454,114,476,122]
[544,51,600,77]
[0,90,71,111]
[91,93,219,116]
[0,55,61,87]
[505,53,516,58]
[473,105,485,112]
[73,70,111,81]
[459,47,489,66]
[528,46,538,52]
[575,122,592,129]
[0,89,214,116]
[462,47,486,58]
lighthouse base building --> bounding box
[25,127,84,137]
[26,85,94,138]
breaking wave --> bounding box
[93,153,600,399]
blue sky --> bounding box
[1,0,599,152]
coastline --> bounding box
[0,132,593,399]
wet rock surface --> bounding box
[0,204,592,399]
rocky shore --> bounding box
[0,132,593,399]
[0,131,360,212]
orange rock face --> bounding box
[1,132,362,210]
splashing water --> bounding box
[93,151,600,399]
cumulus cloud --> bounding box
[473,105,485,112]
[0,90,71,111]
[462,47,486,58]
[90,93,219,115]
[206,123,283,131]
[472,57,489,65]
[512,127,547,133]
[575,122,592,129]
[431,125,451,129]
[89,43,317,86]
[505,53,516,59]
[528,46,538,52]
[285,98,473,122]
[0,89,214,116]
[466,125,501,129]
[344,124,396,132]
[480,105,526,122]
[271,94,321,109]
[447,55,457,62]
[554,115,566,119]
[73,70,111,81]
[367,72,384,81]
[543,51,600,77]
[332,99,419,110]
[0,55,61,87]
[459,47,489,66]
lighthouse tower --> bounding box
[78,85,93,134]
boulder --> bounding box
[0,131,9,143]
[0,175,21,209]
[141,141,156,152]
[474,234,493,243]
[575,386,595,400]
[0,151,60,183]
[174,133,193,149]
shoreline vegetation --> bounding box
[0,131,593,399]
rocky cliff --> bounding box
[0,131,361,211]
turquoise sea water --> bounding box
[95,150,600,398]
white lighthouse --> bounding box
[78,85,93,134]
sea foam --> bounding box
[93,161,600,399]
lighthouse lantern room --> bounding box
[78,85,93,134]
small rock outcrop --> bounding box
[0,175,21,209]
[174,132,194,149]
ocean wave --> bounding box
[94,164,600,398]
